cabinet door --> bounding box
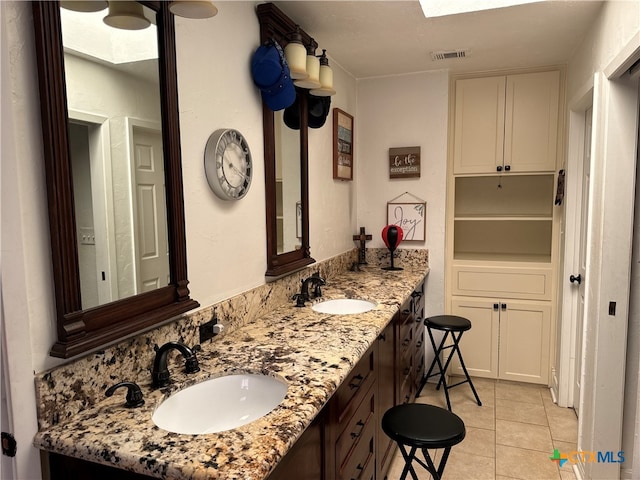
[504,71,560,172]
[376,322,396,479]
[453,76,506,174]
[498,300,551,384]
[450,297,499,379]
[266,412,325,480]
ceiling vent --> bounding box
[430,49,469,61]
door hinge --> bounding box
[1,432,17,457]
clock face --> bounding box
[204,129,253,200]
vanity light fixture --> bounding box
[294,43,321,89]
[103,1,150,30]
[284,26,308,80]
[60,1,108,13]
[169,0,218,19]
[310,50,336,97]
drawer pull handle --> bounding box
[501,303,507,310]
[349,374,364,389]
[416,340,423,348]
[378,333,386,341]
[493,303,499,311]
[350,420,365,439]
[402,338,410,347]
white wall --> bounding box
[357,71,449,315]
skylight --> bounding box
[419,0,544,18]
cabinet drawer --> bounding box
[338,398,376,480]
[336,384,376,471]
[452,264,552,300]
[335,346,376,425]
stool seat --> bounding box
[382,404,465,448]
[426,315,471,332]
[381,403,466,480]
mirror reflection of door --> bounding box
[274,108,302,254]
[131,127,169,293]
[61,5,169,308]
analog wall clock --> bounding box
[204,129,253,201]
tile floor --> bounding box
[387,376,579,480]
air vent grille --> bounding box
[430,49,469,61]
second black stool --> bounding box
[382,403,465,480]
[416,315,482,411]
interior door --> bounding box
[572,107,592,418]
[132,128,169,293]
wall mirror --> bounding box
[32,1,198,358]
[257,3,315,277]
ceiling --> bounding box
[272,1,605,78]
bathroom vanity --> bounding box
[35,257,428,480]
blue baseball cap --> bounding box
[251,40,296,112]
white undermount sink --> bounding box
[311,298,377,315]
[152,374,288,434]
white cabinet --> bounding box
[453,71,560,175]
[447,68,563,386]
[451,297,551,384]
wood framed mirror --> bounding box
[32,0,198,358]
[257,3,315,277]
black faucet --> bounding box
[105,381,145,408]
[152,341,200,388]
[297,274,325,304]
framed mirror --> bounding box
[32,1,198,358]
[257,3,315,277]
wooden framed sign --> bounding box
[387,201,426,241]
[389,146,420,179]
[333,108,354,180]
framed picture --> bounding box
[387,201,426,241]
[333,108,353,180]
[389,146,421,178]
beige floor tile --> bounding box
[496,419,554,452]
[547,411,579,443]
[450,398,495,430]
[496,476,520,480]
[457,426,496,458]
[496,398,548,426]
[552,440,579,474]
[560,469,577,480]
[495,381,545,405]
[496,444,561,480]
[440,450,495,479]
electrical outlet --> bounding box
[199,317,220,343]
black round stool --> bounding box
[382,403,465,480]
[415,315,482,411]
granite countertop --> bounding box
[34,264,428,479]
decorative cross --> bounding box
[352,227,372,264]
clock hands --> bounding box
[225,158,249,181]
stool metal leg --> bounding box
[415,328,451,400]
[397,445,421,480]
[450,332,482,407]
[416,325,482,410]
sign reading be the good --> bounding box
[389,146,421,179]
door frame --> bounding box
[555,86,593,409]
[577,70,638,480]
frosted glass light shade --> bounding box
[169,1,218,19]
[284,41,307,80]
[103,2,150,30]
[60,1,108,13]
[310,50,336,96]
[294,54,321,89]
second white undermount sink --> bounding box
[311,298,377,315]
[152,374,288,435]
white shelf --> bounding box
[455,215,553,222]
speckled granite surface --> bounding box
[34,248,428,479]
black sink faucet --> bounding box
[303,274,326,300]
[152,341,200,388]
